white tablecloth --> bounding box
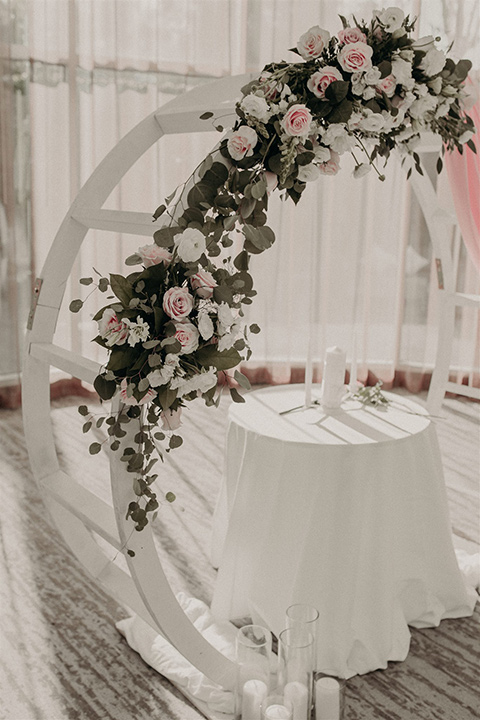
[210,386,476,678]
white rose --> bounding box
[174,227,206,263]
[217,302,234,328]
[420,47,446,77]
[376,7,405,33]
[197,311,214,340]
[364,67,382,85]
[297,163,321,183]
[227,125,258,161]
[408,94,437,119]
[240,94,271,123]
[359,112,385,132]
[391,57,412,85]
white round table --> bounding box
[210,386,476,678]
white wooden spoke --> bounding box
[72,209,167,236]
[29,342,101,385]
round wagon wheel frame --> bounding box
[22,73,255,694]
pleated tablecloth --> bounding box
[210,386,476,678]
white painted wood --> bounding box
[29,342,101,385]
[72,208,167,236]
[410,164,480,414]
[22,75,250,706]
[44,469,121,549]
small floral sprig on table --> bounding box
[71,7,475,534]
[350,382,391,408]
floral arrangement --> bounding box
[72,7,475,534]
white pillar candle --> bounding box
[321,347,346,409]
[315,677,340,720]
[284,681,309,720]
[264,703,292,719]
[242,679,268,720]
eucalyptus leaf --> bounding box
[69,299,83,313]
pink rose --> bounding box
[163,286,194,320]
[296,25,330,60]
[97,308,129,347]
[227,126,258,161]
[160,407,182,431]
[307,66,343,99]
[190,269,217,299]
[376,74,397,97]
[318,150,340,176]
[281,104,313,137]
[264,171,278,195]
[120,379,156,406]
[338,27,367,45]
[173,321,200,355]
[137,243,172,267]
[338,42,373,73]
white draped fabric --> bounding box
[2,0,479,391]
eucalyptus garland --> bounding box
[71,8,476,534]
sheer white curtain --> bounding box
[21,0,480,392]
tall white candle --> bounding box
[264,704,292,719]
[321,347,346,409]
[349,327,357,394]
[284,681,309,720]
[315,677,340,720]
[242,679,268,720]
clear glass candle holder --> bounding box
[277,627,315,720]
[314,675,346,720]
[236,624,272,720]
[285,603,319,670]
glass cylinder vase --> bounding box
[277,627,315,720]
[285,603,319,671]
[236,624,272,720]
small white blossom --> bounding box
[391,57,412,85]
[353,163,372,179]
[297,163,321,182]
[362,87,376,101]
[170,368,218,397]
[124,316,150,347]
[420,47,446,77]
[198,310,214,340]
[240,94,271,123]
[375,7,405,33]
[459,130,474,145]
[217,302,234,328]
[364,67,382,85]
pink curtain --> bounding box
[445,87,480,274]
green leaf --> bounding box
[196,346,242,370]
[453,58,472,82]
[234,250,249,271]
[224,215,238,231]
[249,323,261,334]
[156,386,178,411]
[466,138,477,154]
[213,284,234,305]
[94,374,117,400]
[125,253,142,266]
[377,60,392,79]
[324,80,349,104]
[153,203,166,220]
[82,421,92,433]
[234,369,251,390]
[79,277,93,285]
[296,151,316,166]
[69,299,83,313]
[436,156,443,174]
[78,405,89,416]
[169,434,183,449]
[109,273,133,305]
[89,442,102,455]
[98,278,109,292]
[230,387,245,403]
[165,491,176,503]
[327,98,353,123]
[110,440,120,451]
[153,226,177,248]
[127,549,136,557]
[240,196,256,219]
[200,111,214,119]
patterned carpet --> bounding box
[0,389,478,720]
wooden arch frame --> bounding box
[22,73,258,701]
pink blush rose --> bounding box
[227,126,258,161]
[120,379,156,406]
[338,42,373,73]
[338,27,367,44]
[190,269,217,299]
[318,150,340,176]
[376,74,397,97]
[281,104,313,137]
[97,308,129,347]
[296,25,330,59]
[173,321,200,355]
[163,286,194,320]
[137,243,172,267]
[307,66,343,99]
